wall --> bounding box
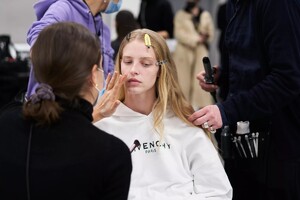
[105,0,223,64]
[0,0,36,43]
[0,0,141,44]
[1,0,224,64]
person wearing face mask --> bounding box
[0,22,131,200]
[26,0,122,100]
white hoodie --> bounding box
[94,103,232,200]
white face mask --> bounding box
[93,66,105,107]
[92,87,105,107]
[103,0,122,14]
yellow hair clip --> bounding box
[144,33,151,48]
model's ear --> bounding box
[91,64,98,87]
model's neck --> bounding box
[123,94,157,115]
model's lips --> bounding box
[128,78,141,83]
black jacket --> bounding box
[0,99,132,200]
[137,0,174,38]
[218,0,300,159]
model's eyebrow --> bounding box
[122,56,156,61]
[140,57,156,61]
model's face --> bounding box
[121,40,159,97]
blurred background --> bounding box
[0,0,226,108]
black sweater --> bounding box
[137,0,174,38]
[0,99,132,200]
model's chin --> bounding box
[125,87,143,95]
[126,81,141,87]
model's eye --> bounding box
[142,63,151,67]
[122,59,133,65]
[141,61,154,67]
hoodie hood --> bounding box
[113,103,175,120]
[113,103,151,118]
[34,0,58,20]
[34,0,88,20]
[27,0,115,97]
[28,0,91,45]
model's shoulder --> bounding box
[165,115,207,137]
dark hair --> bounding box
[184,2,197,13]
[116,10,139,40]
[23,22,101,125]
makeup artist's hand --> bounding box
[188,105,223,133]
[196,65,220,92]
[92,71,127,122]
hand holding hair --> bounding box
[92,71,127,122]
[188,105,223,130]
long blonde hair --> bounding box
[115,29,209,137]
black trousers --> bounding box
[224,132,300,200]
[282,160,300,200]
